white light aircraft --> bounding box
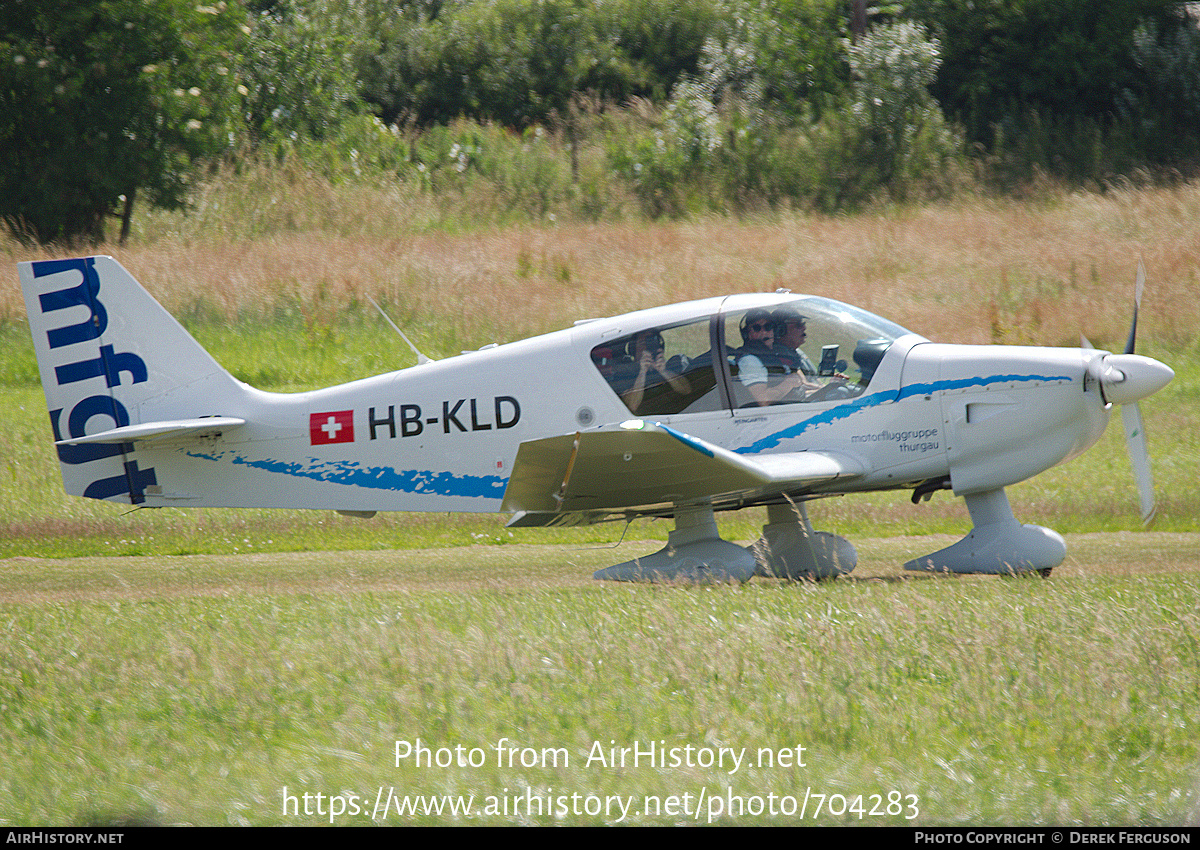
[19,256,1174,582]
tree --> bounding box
[908,0,1175,145]
[238,0,366,144]
[0,0,243,245]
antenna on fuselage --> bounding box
[365,293,434,365]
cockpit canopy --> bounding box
[589,295,914,417]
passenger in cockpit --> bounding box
[736,309,812,406]
[591,346,617,382]
[615,328,692,414]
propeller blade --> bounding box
[1124,258,1144,355]
[1121,402,1156,526]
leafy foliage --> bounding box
[362,0,721,127]
[1126,11,1200,163]
[238,0,368,144]
[911,0,1150,134]
[730,0,849,120]
[5,0,1199,245]
[0,0,243,245]
[834,21,962,201]
[908,0,1199,176]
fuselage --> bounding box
[129,293,1113,513]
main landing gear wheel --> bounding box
[751,502,857,581]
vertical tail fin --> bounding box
[19,256,246,503]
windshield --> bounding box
[724,296,908,409]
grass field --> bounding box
[2,182,1199,825]
[2,537,1199,825]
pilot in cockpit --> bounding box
[773,307,821,381]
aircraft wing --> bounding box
[502,421,865,526]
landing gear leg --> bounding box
[751,502,857,580]
[904,488,1066,575]
[593,504,756,583]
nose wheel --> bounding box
[905,488,1066,575]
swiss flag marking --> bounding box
[310,410,355,445]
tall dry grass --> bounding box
[4,178,1199,355]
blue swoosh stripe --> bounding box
[737,372,1072,454]
[186,450,508,499]
[657,422,716,457]
[896,373,1072,401]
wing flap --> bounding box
[501,421,865,517]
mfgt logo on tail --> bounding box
[27,257,157,503]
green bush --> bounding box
[364,0,720,128]
[731,0,849,120]
[238,0,366,145]
[0,0,244,245]
[834,21,963,204]
[613,19,962,216]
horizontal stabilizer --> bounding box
[501,420,864,519]
[54,417,246,446]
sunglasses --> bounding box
[749,322,774,332]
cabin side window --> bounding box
[590,318,721,416]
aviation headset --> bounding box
[774,307,808,334]
[739,309,777,344]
